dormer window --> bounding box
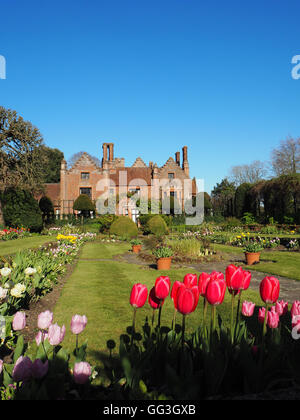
[81,172,90,180]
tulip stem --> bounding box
[151,309,155,328]
[172,308,177,331]
[131,308,137,347]
[181,315,186,351]
[203,298,208,327]
[231,294,235,344]
[158,304,162,329]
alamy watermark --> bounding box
[291,55,300,80]
[0,55,6,79]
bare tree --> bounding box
[68,151,101,169]
[271,137,300,176]
[229,161,268,186]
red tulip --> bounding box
[260,276,280,305]
[205,273,226,306]
[242,271,252,291]
[155,276,171,300]
[130,283,148,308]
[183,273,198,288]
[226,265,245,295]
[198,272,211,297]
[148,287,164,310]
[176,285,199,315]
[171,281,184,310]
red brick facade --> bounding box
[44,143,197,218]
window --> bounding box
[168,173,175,180]
[80,188,92,198]
[170,191,177,198]
[81,172,90,180]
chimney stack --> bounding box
[182,146,189,176]
[175,151,180,166]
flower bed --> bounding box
[0,228,31,242]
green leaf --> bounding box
[13,334,25,363]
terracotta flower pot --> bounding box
[157,257,172,270]
[245,252,260,265]
[132,245,142,254]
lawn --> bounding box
[53,241,263,370]
[0,235,54,257]
[214,244,300,280]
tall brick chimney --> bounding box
[182,146,189,176]
[175,151,180,166]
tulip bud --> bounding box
[48,323,66,346]
[267,310,280,329]
[183,273,198,288]
[130,283,148,308]
[176,285,199,315]
[226,265,245,294]
[155,276,170,300]
[12,311,26,331]
[242,301,255,317]
[73,361,92,384]
[198,272,210,297]
[258,307,266,324]
[70,314,88,335]
[171,281,183,310]
[260,276,280,304]
[205,273,226,306]
[275,300,288,317]
[37,310,53,330]
[291,301,300,318]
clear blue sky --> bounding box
[1,0,300,193]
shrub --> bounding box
[241,212,256,225]
[73,194,95,217]
[96,214,118,233]
[109,216,138,239]
[147,215,168,236]
[1,188,43,232]
[39,196,54,224]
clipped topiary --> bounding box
[147,215,168,236]
[2,188,43,232]
[109,216,138,239]
[73,194,95,217]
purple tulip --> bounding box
[48,323,66,346]
[37,311,53,330]
[73,362,92,384]
[12,312,26,331]
[70,315,87,335]
[32,359,49,379]
[12,356,33,382]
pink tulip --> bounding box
[291,301,300,318]
[148,287,164,310]
[73,361,92,384]
[12,312,26,331]
[260,276,280,304]
[258,307,266,324]
[198,272,211,297]
[12,356,33,382]
[242,301,255,317]
[267,310,280,329]
[275,300,289,317]
[32,359,49,379]
[35,331,49,346]
[130,283,148,308]
[183,273,198,288]
[70,315,87,335]
[37,311,53,330]
[48,323,66,346]
[205,273,226,306]
[0,360,3,374]
[155,276,171,300]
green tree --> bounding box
[39,146,64,183]
[211,179,236,217]
[73,194,96,218]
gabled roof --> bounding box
[69,152,100,172]
[132,157,147,168]
[160,156,180,170]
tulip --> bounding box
[198,272,210,297]
[242,301,255,317]
[35,331,49,346]
[71,314,88,335]
[129,283,148,345]
[12,356,33,382]
[176,285,199,316]
[170,281,184,329]
[267,310,280,329]
[242,271,252,291]
[32,359,49,379]
[73,361,92,384]
[0,360,3,374]
[260,276,280,305]
[48,323,66,346]
[0,287,7,300]
[275,300,288,317]
[183,273,198,288]
[205,273,226,306]
[148,287,164,310]
[0,267,11,277]
[258,307,266,324]
[130,283,148,308]
[12,311,26,331]
[155,276,170,300]
[37,310,53,330]
[291,301,300,318]
[226,265,245,295]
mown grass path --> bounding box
[0,235,54,257]
[53,241,264,369]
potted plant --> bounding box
[244,242,264,265]
[131,239,142,254]
[153,246,173,270]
